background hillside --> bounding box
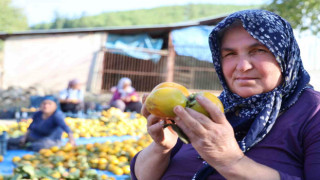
[31,4,258,30]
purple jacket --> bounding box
[131,88,320,179]
[110,89,139,104]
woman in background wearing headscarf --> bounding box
[7,96,75,151]
[59,79,84,113]
[109,77,142,112]
[131,10,320,179]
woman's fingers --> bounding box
[173,106,206,138]
[196,95,227,125]
[142,93,149,103]
[147,120,164,135]
[185,107,214,128]
[147,114,162,127]
[141,103,151,117]
[140,93,150,116]
[146,115,164,139]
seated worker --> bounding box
[7,96,76,151]
[109,77,142,113]
[59,79,84,113]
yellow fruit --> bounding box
[12,156,21,163]
[86,143,94,150]
[98,158,107,165]
[146,87,188,117]
[110,158,119,165]
[146,82,224,118]
[152,82,190,96]
[101,174,109,180]
[56,150,66,157]
[73,133,80,138]
[43,150,53,157]
[56,162,63,167]
[118,156,128,163]
[90,158,99,164]
[99,151,108,158]
[62,132,68,138]
[129,149,138,158]
[22,154,34,160]
[30,107,37,112]
[69,167,77,173]
[188,92,224,117]
[50,146,59,153]
[63,143,73,152]
[51,171,61,179]
[0,155,3,162]
[98,163,107,170]
[122,165,131,174]
[39,149,48,155]
[112,167,124,176]
[20,126,27,133]
[131,95,138,101]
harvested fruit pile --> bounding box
[9,136,151,179]
[0,107,152,179]
[0,107,148,139]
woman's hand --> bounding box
[141,94,178,152]
[134,94,178,180]
[173,95,244,170]
[124,96,132,103]
[68,133,76,146]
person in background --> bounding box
[131,10,320,179]
[109,77,142,113]
[7,96,76,151]
[59,79,84,113]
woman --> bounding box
[59,79,84,113]
[131,10,320,179]
[8,96,76,151]
[109,77,142,112]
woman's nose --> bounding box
[236,56,253,72]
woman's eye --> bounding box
[223,52,235,58]
[257,49,267,52]
[250,48,267,54]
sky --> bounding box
[12,0,266,26]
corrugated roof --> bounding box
[0,15,226,39]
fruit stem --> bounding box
[187,93,197,108]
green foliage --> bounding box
[264,0,320,35]
[11,163,102,180]
[31,4,258,30]
[0,0,28,32]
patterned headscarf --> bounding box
[193,9,311,179]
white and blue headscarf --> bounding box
[117,77,135,98]
[193,9,311,179]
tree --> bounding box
[264,0,320,35]
[0,0,28,33]
[30,4,257,30]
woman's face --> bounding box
[40,100,57,114]
[123,81,131,89]
[221,26,283,98]
[71,83,81,90]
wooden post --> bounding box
[166,32,175,82]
